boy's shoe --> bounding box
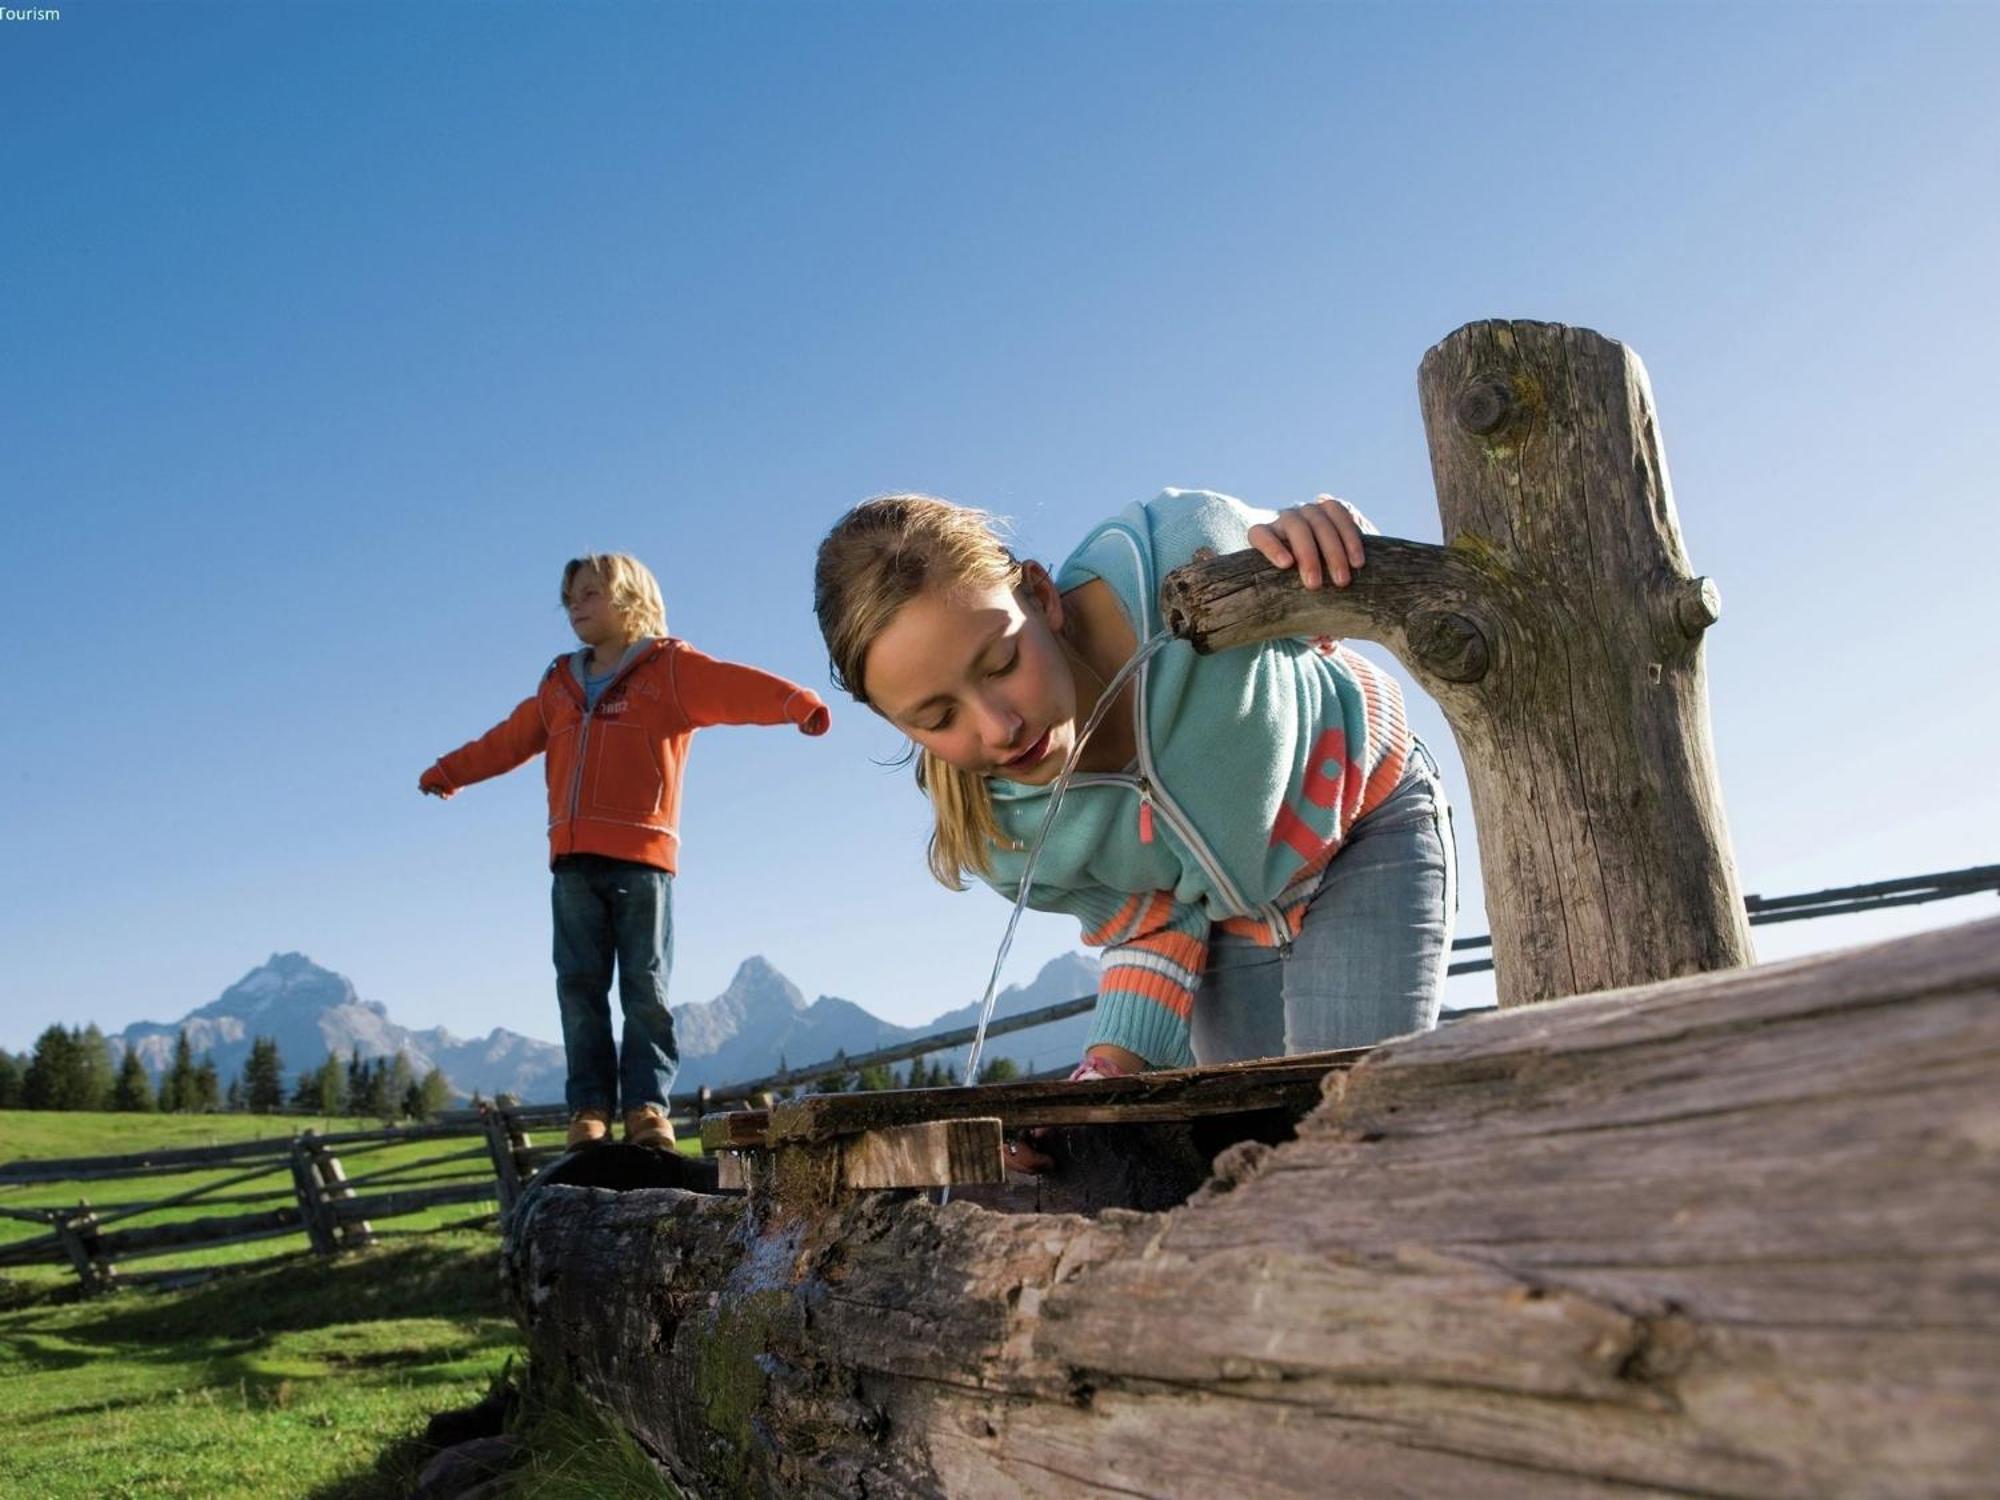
[624,1106,676,1151]
[565,1109,612,1149]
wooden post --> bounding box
[484,1105,526,1214]
[291,1133,337,1256]
[1162,319,1752,1006]
[54,1202,112,1296]
[311,1140,372,1249]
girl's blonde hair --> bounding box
[562,553,667,640]
[814,494,1025,890]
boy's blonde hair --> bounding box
[562,553,667,640]
[814,494,1024,890]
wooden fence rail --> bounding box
[0,1104,564,1294]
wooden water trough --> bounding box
[500,321,2000,1497]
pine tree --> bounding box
[111,1049,156,1112]
[977,1057,1021,1084]
[0,1050,21,1108]
[160,1030,196,1113]
[346,1047,367,1115]
[242,1037,286,1114]
[225,1077,245,1112]
[355,1057,392,1120]
[191,1054,221,1113]
[387,1053,416,1120]
[290,1069,319,1110]
[417,1067,453,1121]
[314,1056,344,1117]
[77,1025,114,1110]
[23,1025,90,1110]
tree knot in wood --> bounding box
[1612,1308,1699,1401]
[1406,609,1491,683]
[1454,372,1540,444]
[1673,575,1722,638]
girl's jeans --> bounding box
[1191,743,1458,1062]
[551,854,679,1115]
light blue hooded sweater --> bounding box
[982,489,1411,1067]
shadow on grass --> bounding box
[72,1237,505,1345]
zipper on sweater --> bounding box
[1095,524,1294,946]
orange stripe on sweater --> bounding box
[1100,965,1196,1018]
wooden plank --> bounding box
[700,1110,771,1151]
[94,1205,303,1258]
[328,1180,497,1223]
[0,1136,296,1184]
[105,1220,307,1265]
[839,1120,1005,1189]
[765,1049,1366,1147]
[714,1153,744,1192]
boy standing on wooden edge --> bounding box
[419,553,831,1150]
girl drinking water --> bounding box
[813,489,1455,1088]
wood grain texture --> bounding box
[840,1120,1006,1189]
[503,916,2000,1499]
[1163,320,1752,1007]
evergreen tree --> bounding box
[387,1053,416,1120]
[160,1030,196,1113]
[225,1076,245,1112]
[977,1057,1021,1084]
[314,1056,344,1117]
[242,1037,286,1114]
[346,1047,367,1115]
[0,1050,22,1108]
[111,1049,156,1112]
[290,1069,319,1110]
[77,1025,115,1110]
[24,1026,89,1110]
[418,1067,453,1120]
[356,1057,392,1120]
[854,1063,895,1092]
[191,1054,221,1113]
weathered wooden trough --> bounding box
[500,322,2000,1497]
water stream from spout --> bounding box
[936,631,1176,1205]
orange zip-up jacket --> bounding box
[423,638,829,873]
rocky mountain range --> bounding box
[112,949,1100,1104]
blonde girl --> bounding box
[814,490,1455,1086]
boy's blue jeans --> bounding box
[1191,743,1459,1062]
[551,854,679,1115]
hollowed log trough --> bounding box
[501,915,2000,1498]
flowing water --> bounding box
[958,629,1176,1087]
[937,630,1174,1206]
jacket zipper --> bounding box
[560,643,663,843]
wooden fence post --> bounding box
[1164,319,1753,1005]
[312,1138,372,1249]
[291,1133,337,1256]
[484,1106,534,1214]
[54,1202,112,1296]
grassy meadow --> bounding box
[0,1110,681,1498]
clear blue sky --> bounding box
[4,2,1995,1055]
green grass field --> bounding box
[0,1229,518,1498]
[0,1111,682,1498]
[0,1110,510,1291]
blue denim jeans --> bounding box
[1190,743,1458,1063]
[551,855,679,1114]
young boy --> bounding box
[420,553,830,1150]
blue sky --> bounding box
[3,1,1995,1056]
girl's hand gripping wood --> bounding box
[1246,494,1370,589]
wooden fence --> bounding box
[0,1103,575,1294]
